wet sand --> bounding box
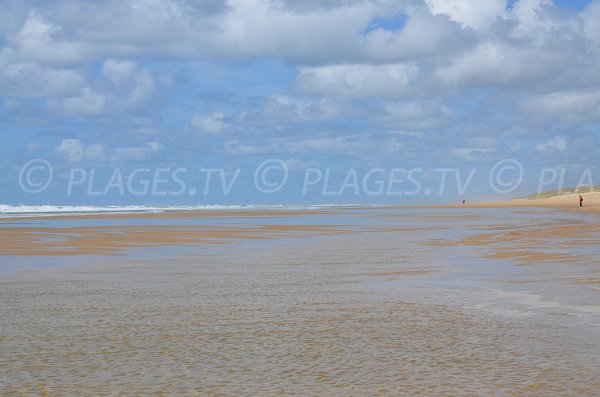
[1,192,597,257]
[0,208,427,257]
[1,206,600,396]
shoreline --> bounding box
[2,191,599,222]
[1,195,599,260]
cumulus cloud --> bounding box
[535,136,567,153]
[452,147,497,159]
[255,94,343,122]
[0,0,465,67]
[363,9,475,62]
[387,130,425,140]
[55,138,84,162]
[522,90,600,123]
[125,68,156,107]
[0,0,386,64]
[0,0,593,70]
[223,135,364,156]
[451,136,499,160]
[44,59,157,117]
[12,11,89,64]
[223,139,265,156]
[190,112,229,135]
[432,42,568,87]
[377,99,453,130]
[223,133,407,157]
[294,63,418,99]
[6,3,201,64]
[212,0,381,63]
[47,88,107,116]
[55,139,162,162]
[1,0,598,96]
[2,0,600,177]
[425,0,505,30]
[509,0,555,34]
[84,143,109,162]
[0,48,84,97]
[102,59,137,85]
[99,58,157,110]
[581,1,600,44]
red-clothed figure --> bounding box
[579,195,583,207]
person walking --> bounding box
[579,195,583,207]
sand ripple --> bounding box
[2,236,599,396]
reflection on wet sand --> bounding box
[1,208,600,396]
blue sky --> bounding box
[1,0,600,206]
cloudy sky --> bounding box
[1,0,599,205]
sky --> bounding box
[1,0,599,206]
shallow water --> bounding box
[1,208,600,396]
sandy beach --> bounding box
[1,201,600,396]
[3,0,600,395]
[1,193,598,256]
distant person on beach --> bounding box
[579,195,583,207]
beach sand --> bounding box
[1,193,597,257]
[411,191,600,212]
[1,202,600,396]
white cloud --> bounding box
[379,99,453,129]
[44,59,157,116]
[1,0,387,64]
[47,88,107,116]
[522,90,600,123]
[56,138,84,162]
[0,48,84,97]
[224,134,374,156]
[2,0,600,170]
[102,59,137,85]
[126,68,156,107]
[0,0,593,75]
[12,11,87,64]
[255,94,343,122]
[191,112,229,135]
[452,147,497,159]
[294,63,418,98]
[452,136,499,159]
[224,139,264,156]
[535,136,567,153]
[55,139,162,162]
[84,144,108,162]
[387,131,425,140]
[509,0,554,34]
[581,1,600,44]
[283,158,319,171]
[363,10,474,62]
[425,0,505,30]
[432,42,566,87]
[213,0,379,62]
